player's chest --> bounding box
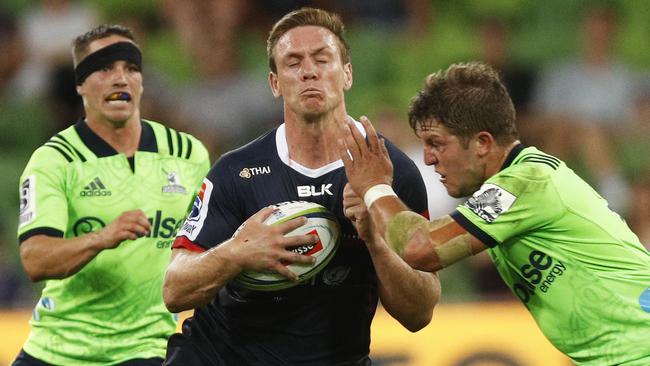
[236,163,347,214]
[66,154,195,214]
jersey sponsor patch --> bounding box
[177,178,213,241]
[239,166,271,179]
[19,175,36,227]
[511,249,567,304]
[465,183,516,223]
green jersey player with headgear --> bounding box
[13,24,209,366]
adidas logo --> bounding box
[80,177,112,197]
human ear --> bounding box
[268,72,282,98]
[343,63,353,91]
[475,131,494,157]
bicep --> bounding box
[19,234,73,281]
[19,235,50,260]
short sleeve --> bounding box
[185,132,211,184]
[18,147,69,242]
[451,165,563,247]
[174,156,243,251]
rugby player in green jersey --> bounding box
[13,25,210,366]
[338,61,650,365]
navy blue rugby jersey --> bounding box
[171,121,428,365]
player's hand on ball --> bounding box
[231,206,317,281]
[98,210,151,249]
[338,116,393,198]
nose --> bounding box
[300,59,318,81]
[112,65,128,85]
[423,146,437,166]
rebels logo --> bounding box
[512,250,567,304]
[178,178,213,241]
[187,183,206,221]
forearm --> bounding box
[20,233,106,281]
[369,237,440,332]
[368,195,412,239]
[163,243,241,312]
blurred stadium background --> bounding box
[0,0,648,365]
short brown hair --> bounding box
[267,7,350,73]
[408,61,517,146]
[72,24,137,66]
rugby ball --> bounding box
[234,201,340,291]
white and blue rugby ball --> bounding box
[234,201,340,291]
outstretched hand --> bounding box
[230,206,318,281]
[338,116,393,198]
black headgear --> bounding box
[74,41,142,85]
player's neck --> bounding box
[85,115,142,157]
[284,110,348,169]
[486,140,521,178]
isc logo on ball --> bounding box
[234,201,340,291]
[289,229,323,256]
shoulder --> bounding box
[216,128,276,166]
[505,148,562,181]
[204,129,277,180]
[486,148,562,203]
[145,120,210,164]
[28,125,83,167]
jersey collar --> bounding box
[499,143,525,171]
[275,117,367,178]
[74,119,158,157]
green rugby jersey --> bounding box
[451,145,650,366]
[17,119,210,365]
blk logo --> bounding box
[297,184,333,197]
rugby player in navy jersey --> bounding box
[162,7,440,365]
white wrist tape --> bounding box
[363,184,397,208]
